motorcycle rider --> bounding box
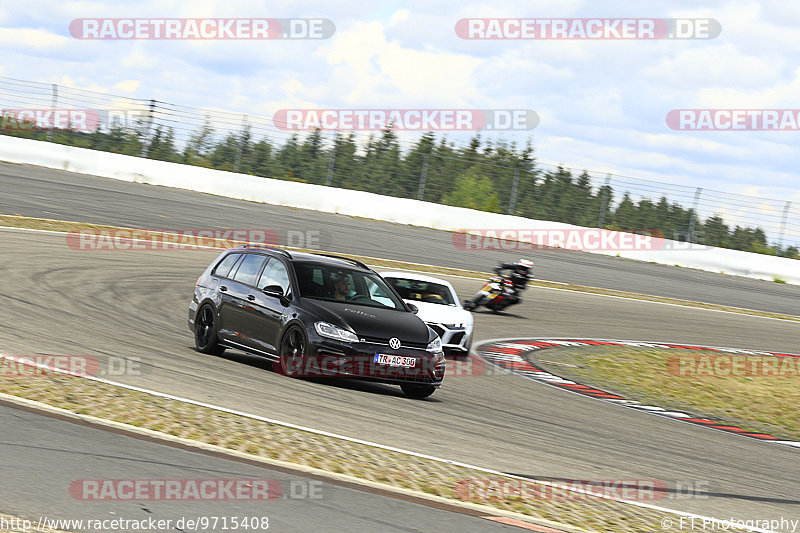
[492,259,534,303]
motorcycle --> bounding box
[463,276,518,313]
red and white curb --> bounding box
[476,338,800,448]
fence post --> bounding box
[687,187,702,242]
[47,83,58,142]
[778,200,792,252]
[417,153,430,201]
[233,114,248,172]
[139,99,156,158]
[598,174,612,228]
[508,165,520,214]
[325,132,337,186]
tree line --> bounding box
[2,119,796,260]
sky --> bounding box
[0,0,798,241]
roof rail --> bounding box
[235,244,292,259]
[312,253,369,270]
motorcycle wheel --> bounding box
[490,299,510,313]
[464,294,485,311]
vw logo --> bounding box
[389,337,401,350]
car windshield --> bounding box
[294,262,405,310]
[384,277,456,306]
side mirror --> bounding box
[262,285,284,298]
[263,285,290,306]
[407,303,419,314]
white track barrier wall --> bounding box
[2,135,798,285]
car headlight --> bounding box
[315,322,359,343]
[426,336,443,353]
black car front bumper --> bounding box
[297,337,446,385]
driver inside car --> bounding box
[331,271,353,300]
[421,291,445,303]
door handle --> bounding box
[220,286,228,292]
[247,294,256,301]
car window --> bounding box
[385,277,456,306]
[231,253,267,286]
[294,262,404,310]
[213,253,241,278]
[366,278,395,307]
[257,258,291,293]
[295,264,327,298]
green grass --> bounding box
[542,346,800,440]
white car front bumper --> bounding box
[425,322,472,353]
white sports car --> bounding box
[380,271,473,355]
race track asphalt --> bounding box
[1,228,798,529]
[0,404,520,532]
[1,162,798,315]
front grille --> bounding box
[360,336,428,349]
[449,331,465,345]
[427,324,446,338]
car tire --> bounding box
[279,326,307,378]
[400,383,436,399]
[194,304,226,356]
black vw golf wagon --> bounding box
[188,245,446,398]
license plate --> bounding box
[374,354,417,368]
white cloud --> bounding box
[113,80,141,92]
[316,20,482,106]
[0,0,798,240]
[55,75,109,93]
[696,67,800,107]
[389,9,410,26]
[641,44,781,90]
[0,28,71,51]
[120,46,162,70]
